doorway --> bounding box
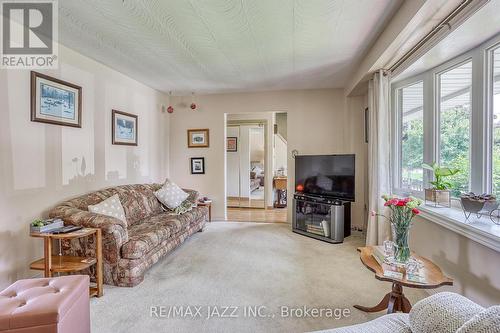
[226,121,266,209]
[225,112,288,223]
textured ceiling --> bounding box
[59,0,398,94]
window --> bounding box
[492,47,500,197]
[438,61,472,197]
[399,82,424,192]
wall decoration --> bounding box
[190,157,205,174]
[190,91,197,110]
[31,71,82,128]
[187,129,209,148]
[112,110,138,146]
[227,137,238,152]
[167,91,174,113]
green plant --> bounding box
[422,162,460,190]
[31,219,45,227]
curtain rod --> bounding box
[388,0,489,74]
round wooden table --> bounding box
[354,246,453,314]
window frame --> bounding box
[392,78,426,196]
[485,41,500,196]
[434,58,474,197]
[390,32,500,252]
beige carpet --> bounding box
[91,222,427,333]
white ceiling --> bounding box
[58,0,399,94]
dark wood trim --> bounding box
[190,157,205,174]
[187,129,210,148]
[112,109,138,146]
[30,71,82,128]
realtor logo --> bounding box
[1,0,58,68]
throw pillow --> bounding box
[172,190,200,215]
[88,194,126,223]
[409,292,484,333]
[456,306,500,333]
[155,180,189,210]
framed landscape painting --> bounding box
[190,157,205,174]
[187,129,209,148]
[31,71,82,128]
[112,110,138,146]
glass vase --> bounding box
[392,224,411,264]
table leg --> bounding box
[44,237,52,278]
[354,282,411,314]
[96,229,103,297]
[354,292,390,312]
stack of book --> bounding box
[30,218,64,233]
[372,246,387,265]
[306,224,325,236]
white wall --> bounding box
[274,134,287,175]
[0,45,169,289]
[411,217,500,306]
[226,126,240,197]
[169,89,367,226]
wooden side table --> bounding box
[198,202,212,222]
[273,176,287,208]
[354,246,453,314]
[30,228,103,297]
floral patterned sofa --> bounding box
[49,183,208,287]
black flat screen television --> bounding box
[295,154,355,201]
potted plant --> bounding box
[422,162,460,207]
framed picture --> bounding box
[227,137,238,152]
[112,110,138,146]
[31,71,82,128]
[188,129,209,148]
[190,157,205,174]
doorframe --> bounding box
[225,119,269,211]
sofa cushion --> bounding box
[155,180,188,210]
[121,213,174,260]
[60,184,163,227]
[309,313,411,333]
[409,292,484,333]
[456,305,500,333]
[120,207,207,260]
[88,194,126,224]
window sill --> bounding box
[418,205,500,253]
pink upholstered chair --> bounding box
[0,275,90,333]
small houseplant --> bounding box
[372,195,422,264]
[422,162,460,207]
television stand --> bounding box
[292,194,351,243]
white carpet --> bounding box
[91,222,427,333]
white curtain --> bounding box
[365,70,392,246]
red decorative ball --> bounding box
[167,106,174,113]
[190,103,197,110]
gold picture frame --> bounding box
[188,129,209,148]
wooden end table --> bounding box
[198,201,212,222]
[354,246,453,314]
[30,228,103,297]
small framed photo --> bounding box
[31,71,82,128]
[112,110,138,146]
[190,157,205,174]
[188,129,209,148]
[227,137,238,152]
